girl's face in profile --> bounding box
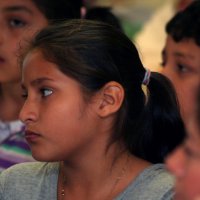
[166,117,200,200]
[161,36,200,123]
[20,50,102,162]
[0,0,48,84]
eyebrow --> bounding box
[3,5,33,15]
[173,52,194,59]
[21,77,54,89]
[174,52,185,57]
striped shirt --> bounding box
[0,120,34,173]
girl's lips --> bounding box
[25,130,41,142]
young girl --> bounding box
[0,19,184,199]
[0,0,82,172]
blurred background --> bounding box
[84,0,166,38]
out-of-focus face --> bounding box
[20,50,103,162]
[0,0,48,84]
[161,36,200,123]
[166,116,200,200]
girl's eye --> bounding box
[40,88,53,97]
[177,64,190,73]
[9,18,26,28]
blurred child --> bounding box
[161,0,200,124]
[135,0,194,71]
[0,0,82,172]
[166,87,200,200]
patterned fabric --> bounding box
[0,120,34,172]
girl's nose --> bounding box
[165,145,186,178]
[19,100,37,124]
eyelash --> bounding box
[177,64,190,73]
[21,88,53,99]
[8,18,27,28]
[160,53,191,73]
[40,88,53,97]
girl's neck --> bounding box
[0,82,24,122]
[57,148,151,200]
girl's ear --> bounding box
[95,81,124,118]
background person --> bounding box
[0,0,82,172]
[166,87,200,200]
[161,0,200,125]
[134,0,194,71]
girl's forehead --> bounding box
[23,50,66,77]
[0,0,37,10]
[0,0,47,21]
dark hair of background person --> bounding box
[166,0,200,46]
[84,6,123,32]
[32,0,83,21]
[21,19,185,163]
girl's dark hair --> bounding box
[24,19,185,163]
[84,7,123,32]
[32,0,82,21]
[130,72,185,163]
[166,1,200,46]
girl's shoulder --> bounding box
[0,162,59,200]
[0,161,59,179]
[116,164,174,200]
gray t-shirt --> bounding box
[0,162,174,200]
